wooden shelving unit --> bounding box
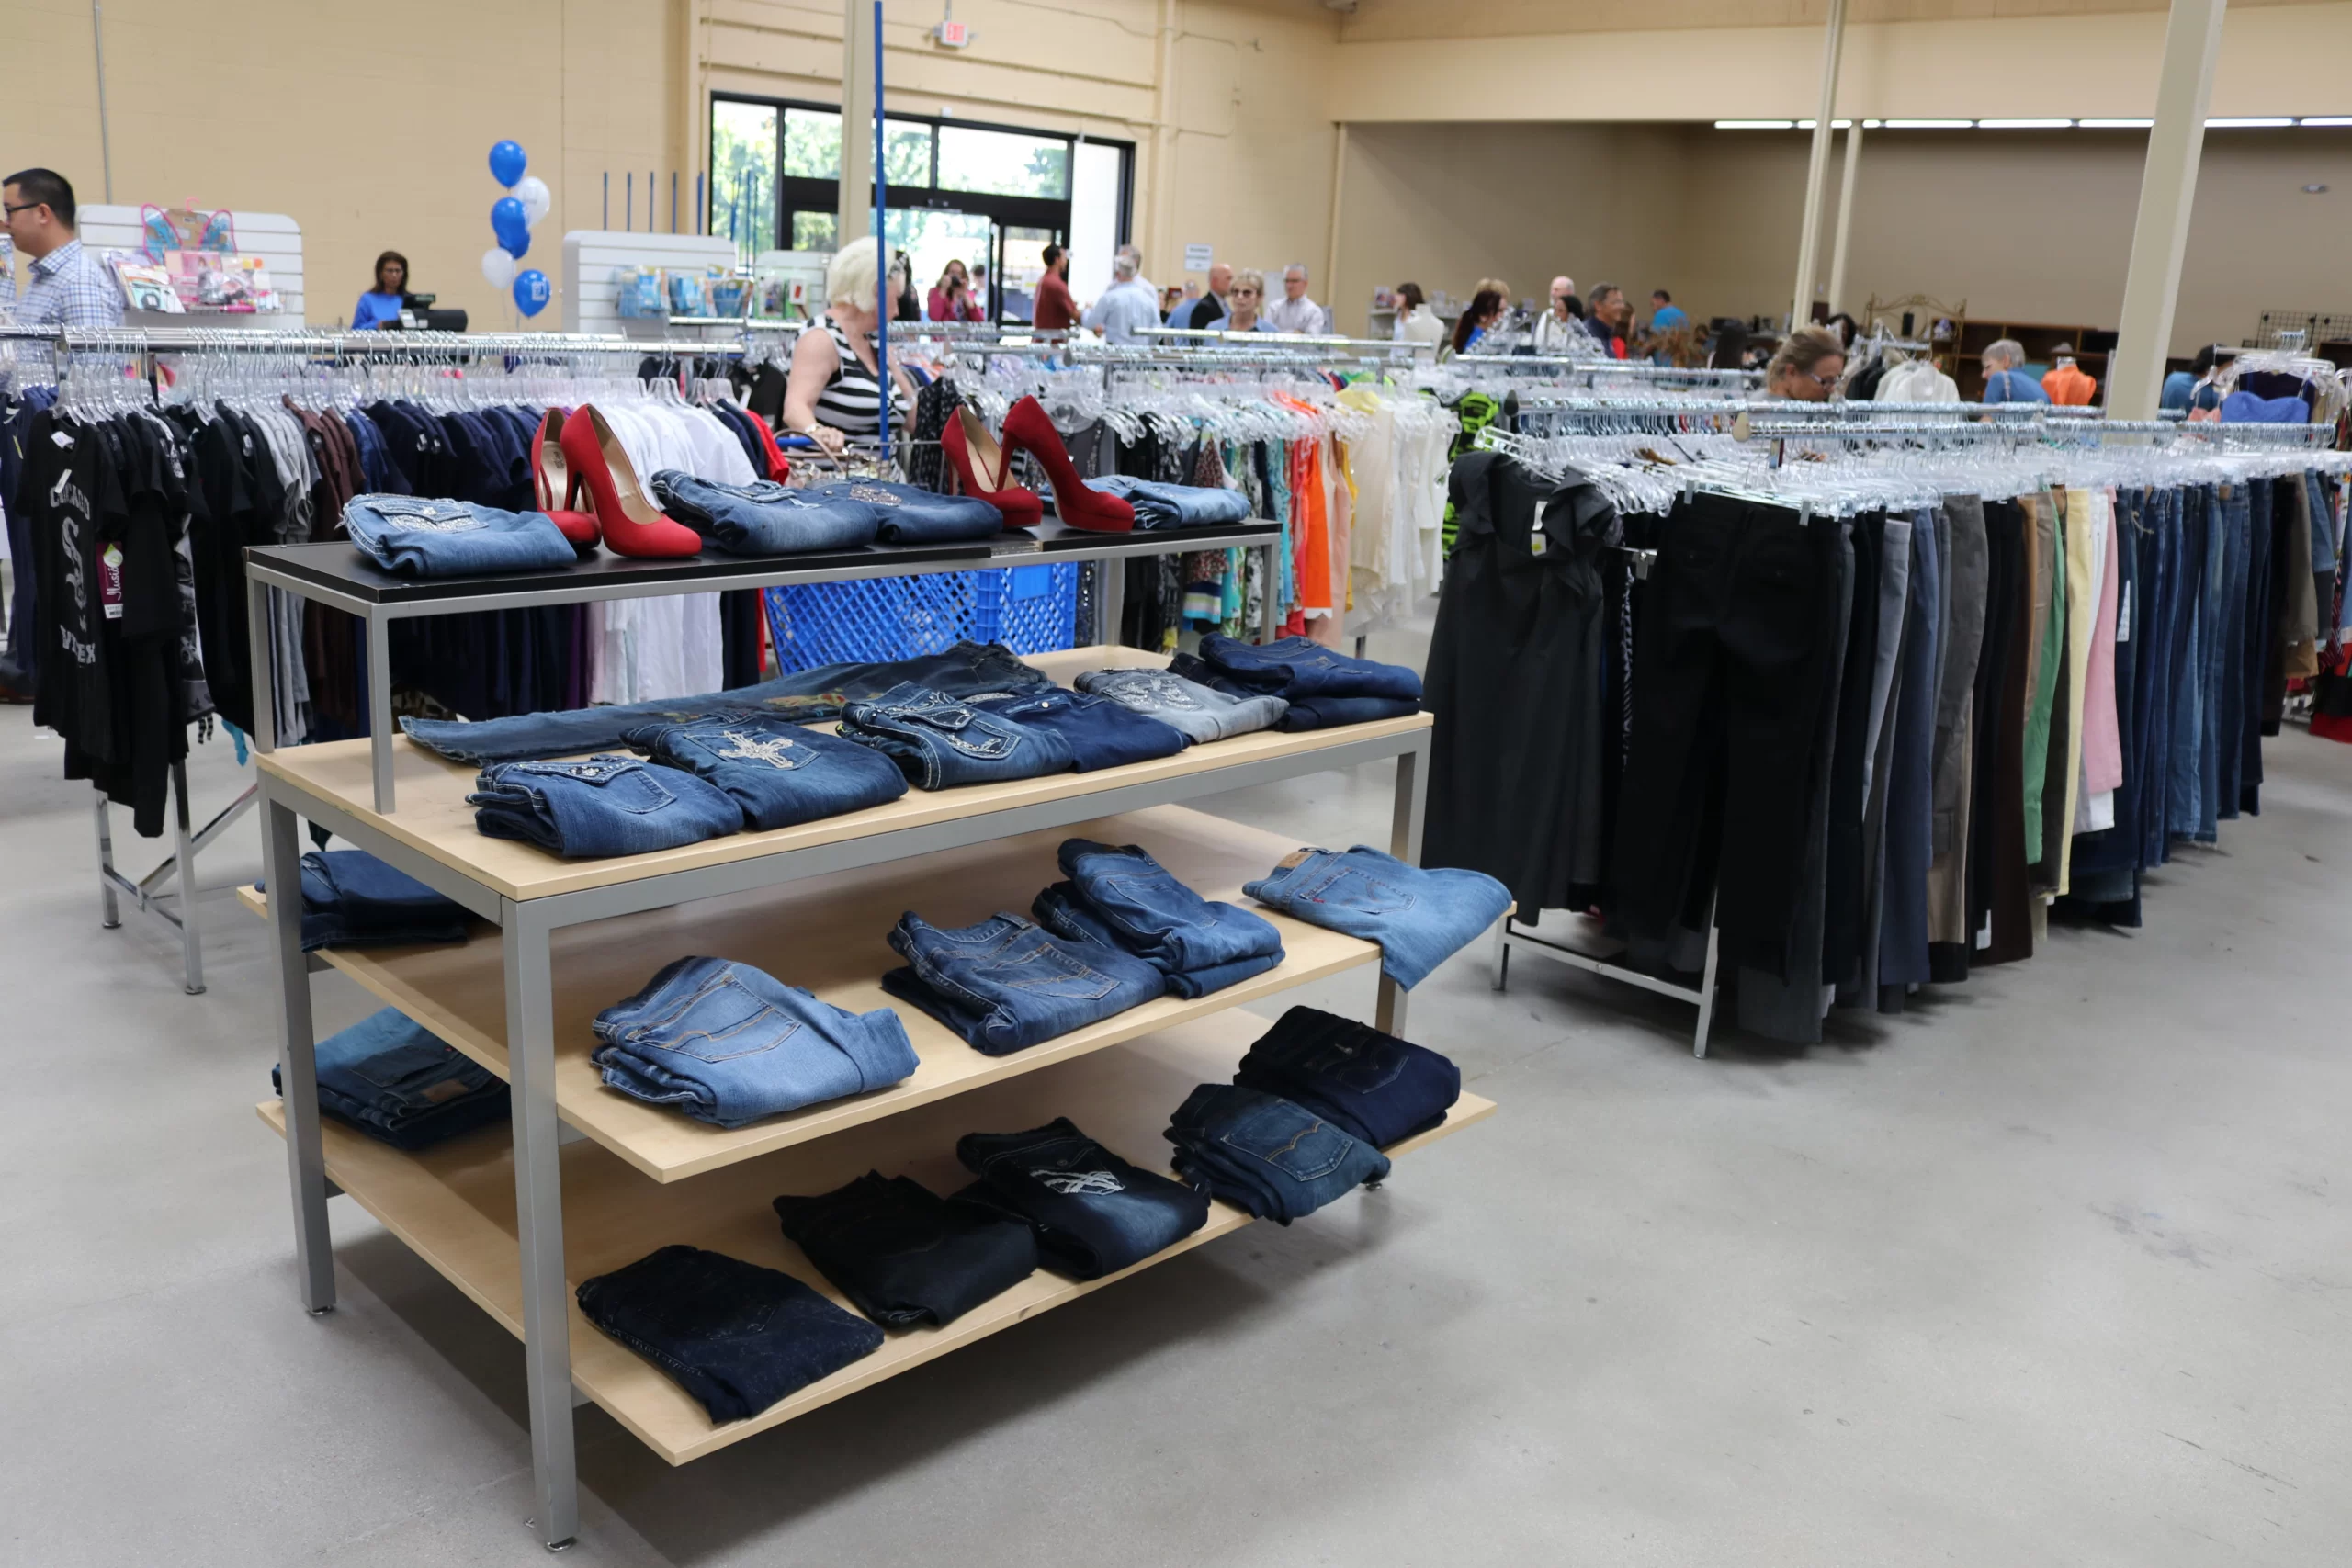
[1952,318,2119,402]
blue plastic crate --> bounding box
[762,562,1081,671]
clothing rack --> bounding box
[1451,354,1764,387]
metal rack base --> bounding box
[94,763,257,994]
[1491,908,1723,1059]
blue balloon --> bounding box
[513,269,551,318]
[489,140,527,188]
[502,228,531,261]
[492,196,528,243]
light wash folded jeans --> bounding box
[1072,667,1286,744]
[1080,475,1253,530]
[649,471,879,556]
[343,495,578,577]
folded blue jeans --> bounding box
[970,688,1187,772]
[1233,1005,1461,1148]
[401,641,1052,764]
[343,494,578,577]
[1164,1083,1391,1224]
[773,1173,1038,1328]
[954,1117,1211,1279]
[1031,881,1283,999]
[797,479,1004,543]
[1170,653,1422,732]
[270,1006,509,1151]
[881,911,1163,1055]
[575,1245,885,1424]
[1072,667,1287,744]
[1244,844,1510,989]
[469,754,743,858]
[1056,838,1283,974]
[295,849,469,951]
[622,712,907,829]
[841,682,1074,789]
[649,471,880,556]
[1080,475,1253,530]
[1196,634,1425,702]
[590,955,918,1128]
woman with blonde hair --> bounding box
[1763,324,1846,402]
[782,236,922,455]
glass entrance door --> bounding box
[883,209,995,321]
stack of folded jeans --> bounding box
[650,472,881,556]
[839,682,1076,789]
[1163,1083,1391,1224]
[270,1007,509,1151]
[591,956,919,1128]
[953,1118,1211,1278]
[800,479,1004,544]
[344,495,579,578]
[622,711,907,829]
[1233,1006,1461,1146]
[969,688,1187,772]
[881,912,1163,1055]
[1072,667,1287,744]
[1079,475,1254,531]
[1174,635,1425,731]
[293,849,469,952]
[1244,845,1510,989]
[1030,838,1283,998]
[774,1172,1039,1327]
[574,1245,886,1423]
[469,754,744,857]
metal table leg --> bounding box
[263,792,335,1314]
[1259,540,1281,644]
[245,576,277,752]
[366,605,396,814]
[93,792,121,929]
[1093,556,1125,648]
[1375,743,1429,1037]
[503,899,579,1551]
[171,761,205,993]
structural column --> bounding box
[838,0,877,245]
[1788,0,1849,330]
[1826,118,1865,319]
[2109,0,2229,418]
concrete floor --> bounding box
[3,618,2349,1565]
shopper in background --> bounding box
[2041,343,2097,406]
[1081,248,1163,344]
[1170,261,1232,330]
[926,259,985,323]
[2,167,122,329]
[1265,264,1328,334]
[887,252,921,322]
[350,251,409,331]
[1978,339,2051,405]
[1392,282,1446,350]
[1475,277,1512,305]
[1159,283,1187,320]
[1647,289,1688,336]
[1762,324,1846,401]
[1582,283,1631,358]
[1531,276,1583,353]
[1443,289,1505,360]
[781,236,922,457]
[969,263,990,320]
[1031,243,1077,331]
[1708,321,1751,372]
[2161,344,2227,414]
[1211,268,1274,333]
[1823,311,1860,351]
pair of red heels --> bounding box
[943,395,1136,532]
[529,406,704,558]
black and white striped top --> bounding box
[812,321,884,435]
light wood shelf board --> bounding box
[259,1010,1496,1465]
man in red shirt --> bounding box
[1032,243,1077,332]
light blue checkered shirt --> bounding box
[11,238,125,329]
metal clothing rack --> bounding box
[1452,353,1764,388]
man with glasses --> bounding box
[5,168,123,330]
[1264,264,1328,335]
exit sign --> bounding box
[934,18,971,46]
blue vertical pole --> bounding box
[695,171,705,237]
[873,0,889,459]
[603,171,609,229]
[672,172,678,234]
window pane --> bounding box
[710,100,777,259]
[783,107,842,179]
[883,119,933,186]
[791,210,838,253]
[937,126,1069,199]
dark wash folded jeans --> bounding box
[881,911,1163,1055]
[590,955,918,1128]
[401,641,1051,764]
[1057,838,1283,974]
[1164,1083,1391,1224]
[296,848,469,951]
[622,712,907,830]
[955,1117,1211,1278]
[1196,633,1425,702]
[270,1006,508,1151]
[1233,1005,1461,1147]
[798,479,1005,544]
[1073,667,1287,744]
[1031,882,1282,999]
[649,471,881,556]
[469,754,743,858]
[1244,845,1510,990]
[841,682,1074,789]
[1166,653,1420,732]
[575,1245,885,1424]
[774,1172,1038,1327]
[970,688,1188,772]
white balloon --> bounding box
[514,175,552,229]
[481,246,517,289]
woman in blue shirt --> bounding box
[1978,338,2050,404]
[352,251,408,331]
[2161,344,2224,413]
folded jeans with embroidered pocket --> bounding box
[1071,666,1286,745]
[1232,1005,1461,1147]
[343,494,580,578]
[773,1171,1039,1328]
[622,712,908,830]
[968,687,1188,772]
[591,955,919,1128]
[468,754,744,858]
[270,1006,509,1151]
[1052,837,1284,975]
[649,471,882,556]
[880,911,1164,1055]
[839,682,1075,790]
[1193,633,1425,703]
[575,1245,886,1424]
[291,848,470,951]
[1169,652,1421,732]
[797,479,1005,544]
[1163,1082,1391,1224]
[1243,844,1510,990]
[953,1117,1210,1279]
[1031,881,1282,1000]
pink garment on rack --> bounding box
[2081,489,2124,795]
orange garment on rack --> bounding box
[2042,361,2097,406]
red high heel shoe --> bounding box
[559,405,705,558]
[1001,395,1136,532]
[943,405,1043,526]
[530,408,602,553]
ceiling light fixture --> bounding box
[2207,117,2294,129]
[2299,117,2352,127]
[1714,120,1795,130]
[2078,118,2154,129]
[1978,118,2074,130]
[2303,183,2329,194]
[1881,119,1973,130]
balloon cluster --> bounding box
[481,140,552,319]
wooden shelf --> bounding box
[242,805,1381,1182]
[254,645,1432,901]
[258,1010,1497,1466]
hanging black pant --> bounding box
[1611,493,1846,980]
